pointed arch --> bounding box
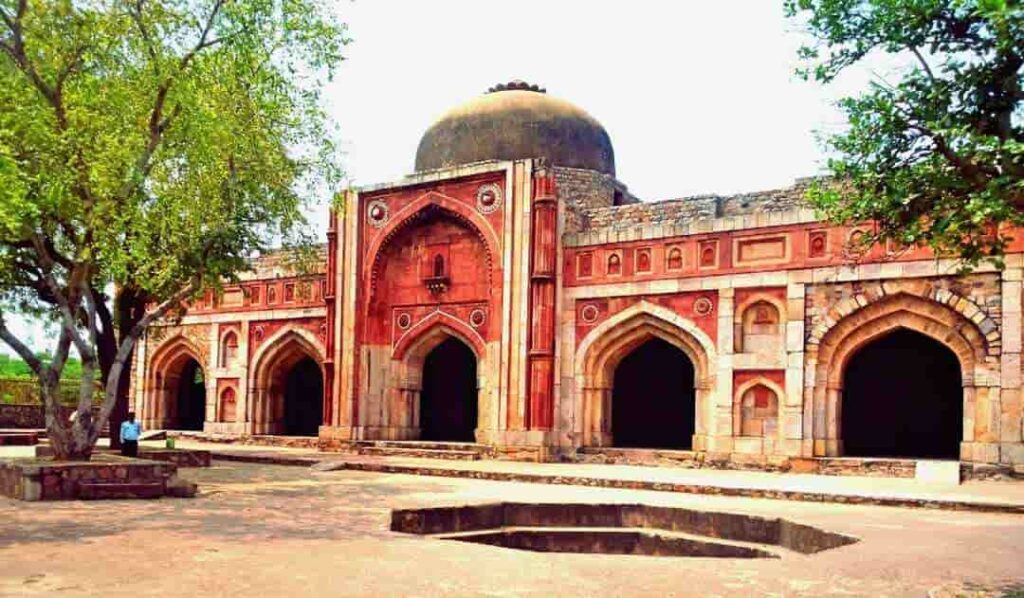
[219,329,239,368]
[248,326,326,434]
[366,191,501,296]
[806,291,993,457]
[393,310,486,367]
[574,301,717,447]
[144,334,207,430]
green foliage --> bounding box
[786,0,1024,269]
[0,0,348,456]
[0,352,82,379]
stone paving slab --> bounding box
[175,441,1024,515]
[3,461,1023,597]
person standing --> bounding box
[120,411,142,457]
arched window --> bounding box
[738,384,778,437]
[667,247,683,270]
[636,249,651,273]
[219,387,237,423]
[220,331,239,368]
[433,254,445,277]
[736,300,782,354]
[700,245,716,267]
[607,253,622,275]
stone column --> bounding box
[999,263,1023,466]
[783,282,807,457]
[706,288,734,455]
[525,170,558,432]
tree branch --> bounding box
[0,310,43,375]
[29,233,91,358]
[91,278,201,444]
[129,0,160,71]
[908,45,936,83]
[119,0,227,203]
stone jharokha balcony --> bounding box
[391,502,858,558]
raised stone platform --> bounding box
[34,445,211,467]
[168,430,320,449]
[0,455,177,501]
[0,431,39,446]
[352,440,492,461]
[194,444,1024,515]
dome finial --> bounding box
[486,80,546,94]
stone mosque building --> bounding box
[131,80,1024,474]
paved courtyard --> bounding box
[0,460,1022,597]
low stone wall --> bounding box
[34,446,212,468]
[168,430,321,449]
[0,456,176,501]
[0,378,81,404]
[0,404,102,429]
[139,448,211,468]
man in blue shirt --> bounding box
[120,411,142,457]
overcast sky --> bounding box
[3,0,878,356]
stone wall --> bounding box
[0,457,176,501]
[554,166,638,233]
[805,274,1003,339]
[0,404,98,429]
[585,196,719,231]
[578,179,814,233]
[0,378,82,405]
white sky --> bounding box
[3,0,878,356]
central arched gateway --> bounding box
[419,337,478,441]
[842,328,962,459]
[612,338,695,449]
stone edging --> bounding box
[209,452,1024,515]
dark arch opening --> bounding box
[612,338,696,449]
[420,337,478,442]
[176,359,206,431]
[842,328,963,459]
[283,356,323,436]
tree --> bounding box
[786,0,1024,268]
[0,0,346,459]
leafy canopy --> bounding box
[0,0,347,457]
[0,0,346,309]
[786,0,1024,268]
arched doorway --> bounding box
[420,337,478,442]
[611,338,695,449]
[282,356,324,436]
[842,328,963,459]
[175,358,206,431]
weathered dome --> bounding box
[415,81,615,175]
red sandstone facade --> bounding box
[132,83,1024,471]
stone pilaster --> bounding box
[783,282,807,457]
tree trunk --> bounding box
[105,287,146,450]
[41,377,94,461]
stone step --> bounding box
[358,440,487,452]
[77,481,165,500]
[355,446,483,460]
[0,432,38,446]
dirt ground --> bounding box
[0,461,1022,597]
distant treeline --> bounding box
[0,353,83,380]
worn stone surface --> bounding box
[1,461,1022,596]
